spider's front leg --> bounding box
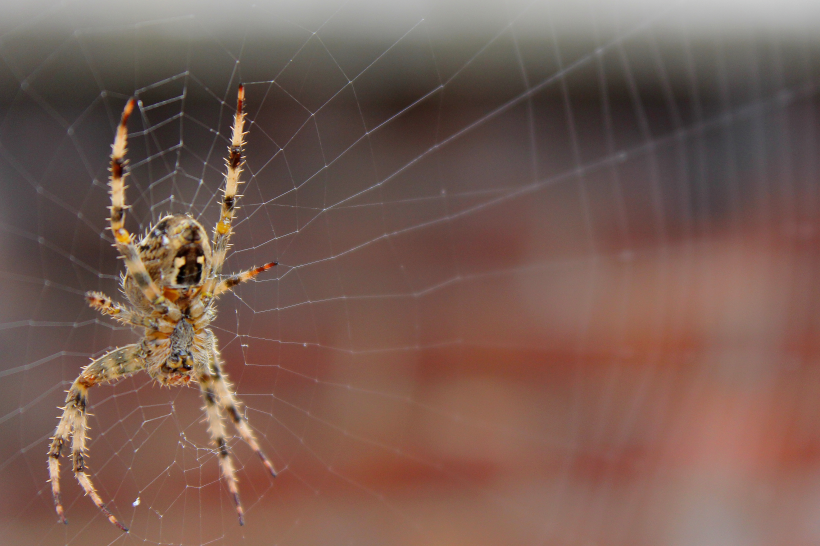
[48,344,145,532]
[108,98,180,320]
[206,84,247,297]
[199,86,278,303]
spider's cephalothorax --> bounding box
[47,86,278,532]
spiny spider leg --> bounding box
[49,85,279,533]
[213,261,278,297]
[86,291,171,332]
[197,331,277,526]
[108,98,177,316]
[199,373,245,525]
[208,331,277,477]
[48,345,145,532]
[208,84,247,295]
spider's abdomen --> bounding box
[124,215,212,309]
[174,243,205,286]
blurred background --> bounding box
[0,0,819,544]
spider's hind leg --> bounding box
[199,374,245,525]
[211,367,277,478]
[196,329,278,527]
[207,329,277,477]
[48,344,145,532]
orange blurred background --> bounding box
[0,1,819,545]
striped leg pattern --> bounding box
[48,345,145,532]
[208,85,247,295]
[108,98,177,316]
[199,374,245,525]
[213,262,278,297]
[209,336,277,477]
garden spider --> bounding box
[47,85,277,532]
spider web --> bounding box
[1,0,819,544]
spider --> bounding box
[47,85,277,533]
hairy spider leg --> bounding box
[199,373,245,525]
[207,85,247,296]
[85,291,173,332]
[49,86,278,533]
[213,261,278,297]
[109,99,178,317]
[208,331,277,477]
[48,345,146,532]
[196,331,278,526]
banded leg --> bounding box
[208,338,277,477]
[213,262,278,298]
[85,291,172,332]
[108,99,170,310]
[48,344,145,532]
[207,85,247,295]
[199,374,245,525]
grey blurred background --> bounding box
[1,0,819,545]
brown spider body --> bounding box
[131,215,212,300]
[47,86,278,532]
[126,215,213,385]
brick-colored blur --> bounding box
[0,2,819,545]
